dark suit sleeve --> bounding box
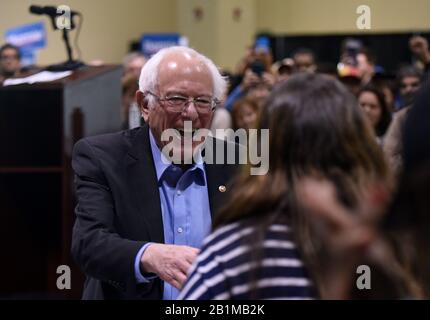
[71,138,145,289]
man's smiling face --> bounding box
[140,51,214,163]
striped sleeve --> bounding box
[178,222,315,300]
[179,248,230,300]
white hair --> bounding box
[138,46,227,108]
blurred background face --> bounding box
[359,91,382,129]
[0,47,20,76]
[234,103,258,130]
[356,53,373,76]
[247,83,271,107]
[293,53,315,73]
[277,72,291,83]
[276,62,294,83]
[356,51,378,87]
[340,76,362,97]
[400,76,421,100]
[124,56,146,79]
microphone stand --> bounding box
[46,15,85,72]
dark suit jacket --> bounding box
[71,124,240,299]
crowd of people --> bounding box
[120,36,429,160]
[174,38,430,298]
[106,36,430,299]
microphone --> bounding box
[28,4,85,70]
[29,5,79,17]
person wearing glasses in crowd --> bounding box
[71,46,240,299]
[0,43,22,84]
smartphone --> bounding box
[255,36,270,54]
[250,60,266,77]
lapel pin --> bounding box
[218,185,226,193]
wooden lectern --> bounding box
[0,65,122,299]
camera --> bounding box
[250,60,266,77]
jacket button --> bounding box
[218,185,226,192]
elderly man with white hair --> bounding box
[71,47,240,299]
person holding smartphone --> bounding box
[225,39,275,111]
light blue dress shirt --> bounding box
[134,130,212,300]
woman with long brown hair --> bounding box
[294,80,430,299]
[178,73,389,300]
[358,85,392,144]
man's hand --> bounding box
[140,243,199,289]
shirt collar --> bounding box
[149,129,205,183]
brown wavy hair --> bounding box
[214,73,389,297]
[358,85,392,137]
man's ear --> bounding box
[136,90,150,122]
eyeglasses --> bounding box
[145,91,220,114]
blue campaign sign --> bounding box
[141,33,186,57]
[20,50,36,67]
[5,21,46,50]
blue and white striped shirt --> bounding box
[179,220,315,300]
